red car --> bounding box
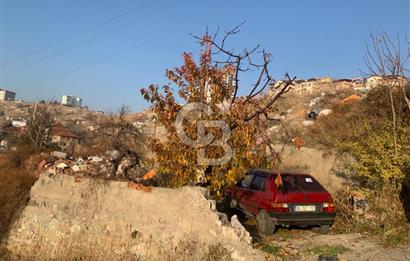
[224,169,336,235]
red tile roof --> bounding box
[51,124,79,139]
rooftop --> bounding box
[51,123,80,139]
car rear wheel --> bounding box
[256,209,275,235]
[313,224,330,234]
[319,224,330,234]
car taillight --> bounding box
[271,202,289,212]
[322,202,335,212]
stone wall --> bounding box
[5,173,263,261]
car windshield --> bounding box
[280,174,325,192]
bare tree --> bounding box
[363,32,410,110]
[196,25,295,163]
[363,32,410,156]
[190,24,295,131]
[26,103,54,151]
[105,106,144,179]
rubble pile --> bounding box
[40,150,147,181]
[4,173,263,260]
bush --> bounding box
[306,85,410,149]
[306,85,410,244]
[0,154,37,238]
[339,125,410,189]
[332,185,410,246]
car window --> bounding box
[240,174,254,188]
[282,175,325,192]
[250,175,265,191]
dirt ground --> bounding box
[238,215,410,261]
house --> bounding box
[204,64,236,103]
[333,79,355,91]
[51,123,80,151]
[0,89,16,101]
[61,95,82,107]
[291,77,333,94]
[365,75,408,89]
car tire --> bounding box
[319,224,330,234]
[222,194,237,209]
[312,226,320,233]
[256,209,275,235]
[222,194,231,210]
[313,224,330,234]
[229,198,238,209]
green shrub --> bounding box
[340,124,410,189]
[308,244,349,256]
[260,244,281,255]
[306,85,410,244]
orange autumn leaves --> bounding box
[140,34,278,194]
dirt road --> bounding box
[243,217,410,261]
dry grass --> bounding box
[332,185,410,246]
[304,85,410,246]
[6,231,231,261]
[0,153,37,238]
[305,85,410,149]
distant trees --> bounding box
[141,26,294,194]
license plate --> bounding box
[295,205,316,212]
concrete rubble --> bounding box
[318,109,333,118]
[302,120,315,127]
[0,139,8,150]
[50,151,67,159]
[40,150,146,181]
[4,172,264,261]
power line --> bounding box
[16,31,167,90]
[2,0,160,67]
[3,7,165,74]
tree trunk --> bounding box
[389,87,398,156]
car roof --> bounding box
[248,169,311,176]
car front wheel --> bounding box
[256,209,275,235]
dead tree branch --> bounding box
[191,23,295,125]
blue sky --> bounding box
[1,0,409,111]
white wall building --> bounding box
[0,89,16,101]
[11,120,27,128]
[61,95,82,107]
[204,73,236,103]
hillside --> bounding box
[1,82,409,261]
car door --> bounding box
[246,174,267,215]
[236,172,254,213]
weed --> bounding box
[206,243,230,261]
[332,185,410,246]
[308,244,349,256]
[260,244,281,255]
[381,225,410,246]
